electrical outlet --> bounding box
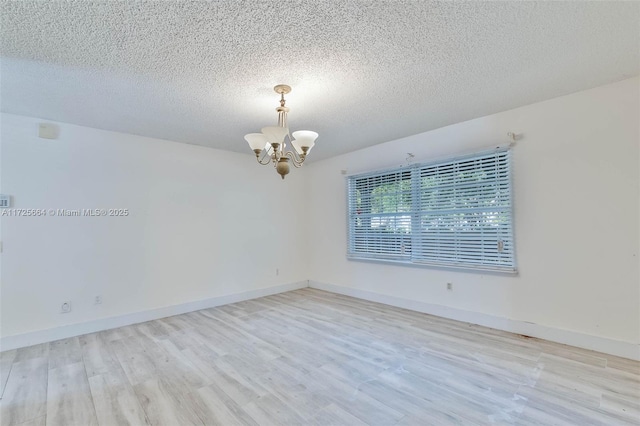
[446,283,453,291]
[94,295,102,305]
[60,301,71,313]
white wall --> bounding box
[306,77,640,350]
[0,113,308,342]
[1,77,638,358]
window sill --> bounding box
[347,255,518,275]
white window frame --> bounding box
[347,147,516,273]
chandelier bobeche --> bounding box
[244,85,318,179]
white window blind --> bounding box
[347,148,515,272]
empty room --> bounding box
[0,1,639,425]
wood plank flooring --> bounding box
[0,288,638,425]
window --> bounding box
[347,148,515,272]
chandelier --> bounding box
[244,84,318,179]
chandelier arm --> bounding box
[256,151,272,165]
[284,150,306,168]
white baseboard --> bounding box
[0,281,308,352]
[309,280,640,361]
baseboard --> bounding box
[0,281,308,352]
[309,280,640,361]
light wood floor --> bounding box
[0,289,638,426]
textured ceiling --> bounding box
[1,1,638,161]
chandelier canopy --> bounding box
[244,85,318,179]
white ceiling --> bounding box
[1,1,638,161]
